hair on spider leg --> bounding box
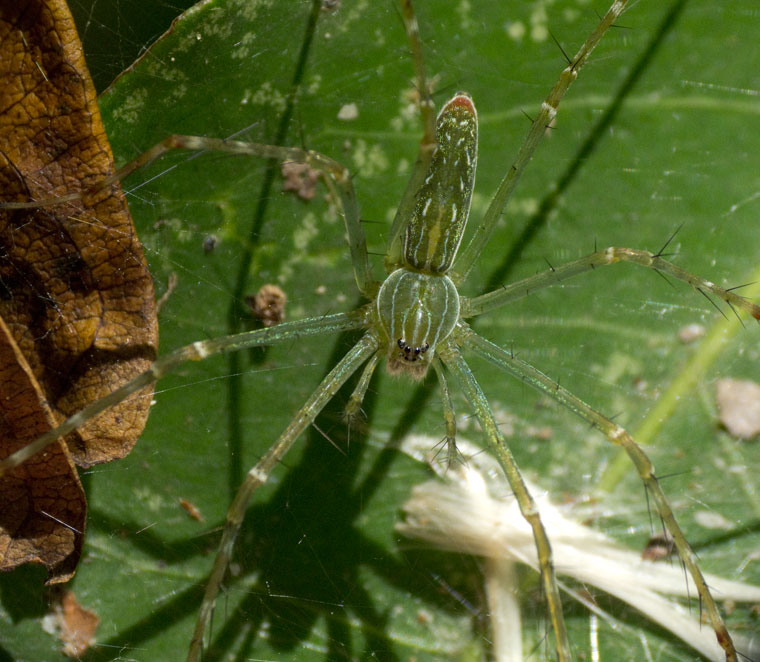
[310,421,347,456]
[654,469,693,486]
[652,223,685,260]
[725,281,758,293]
[548,30,573,67]
[724,299,744,326]
[696,287,731,321]
[519,108,539,126]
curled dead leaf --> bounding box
[0,316,85,582]
[0,0,158,582]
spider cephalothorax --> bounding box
[376,266,459,378]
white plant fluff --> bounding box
[398,435,760,662]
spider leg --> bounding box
[384,0,437,271]
[0,311,367,477]
[451,0,630,285]
[462,246,760,321]
[344,352,380,427]
[433,361,460,468]
[460,324,739,662]
[439,341,572,662]
[0,136,375,296]
[187,332,379,662]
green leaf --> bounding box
[2,0,759,660]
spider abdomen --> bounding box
[376,267,459,379]
[403,94,477,274]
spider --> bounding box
[3,0,760,660]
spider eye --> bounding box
[396,338,428,361]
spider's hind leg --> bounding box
[188,333,379,662]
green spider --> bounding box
[3,0,759,660]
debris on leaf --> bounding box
[641,532,675,561]
[281,160,320,200]
[716,378,760,440]
[247,284,287,327]
[155,272,179,315]
[43,590,99,658]
[202,234,219,253]
[337,103,359,121]
[677,323,706,344]
[179,497,204,522]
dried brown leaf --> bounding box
[0,0,158,581]
[0,316,84,582]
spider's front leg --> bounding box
[1,135,377,297]
[438,340,572,660]
[461,326,741,662]
[187,331,379,662]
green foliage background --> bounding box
[1,0,759,660]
